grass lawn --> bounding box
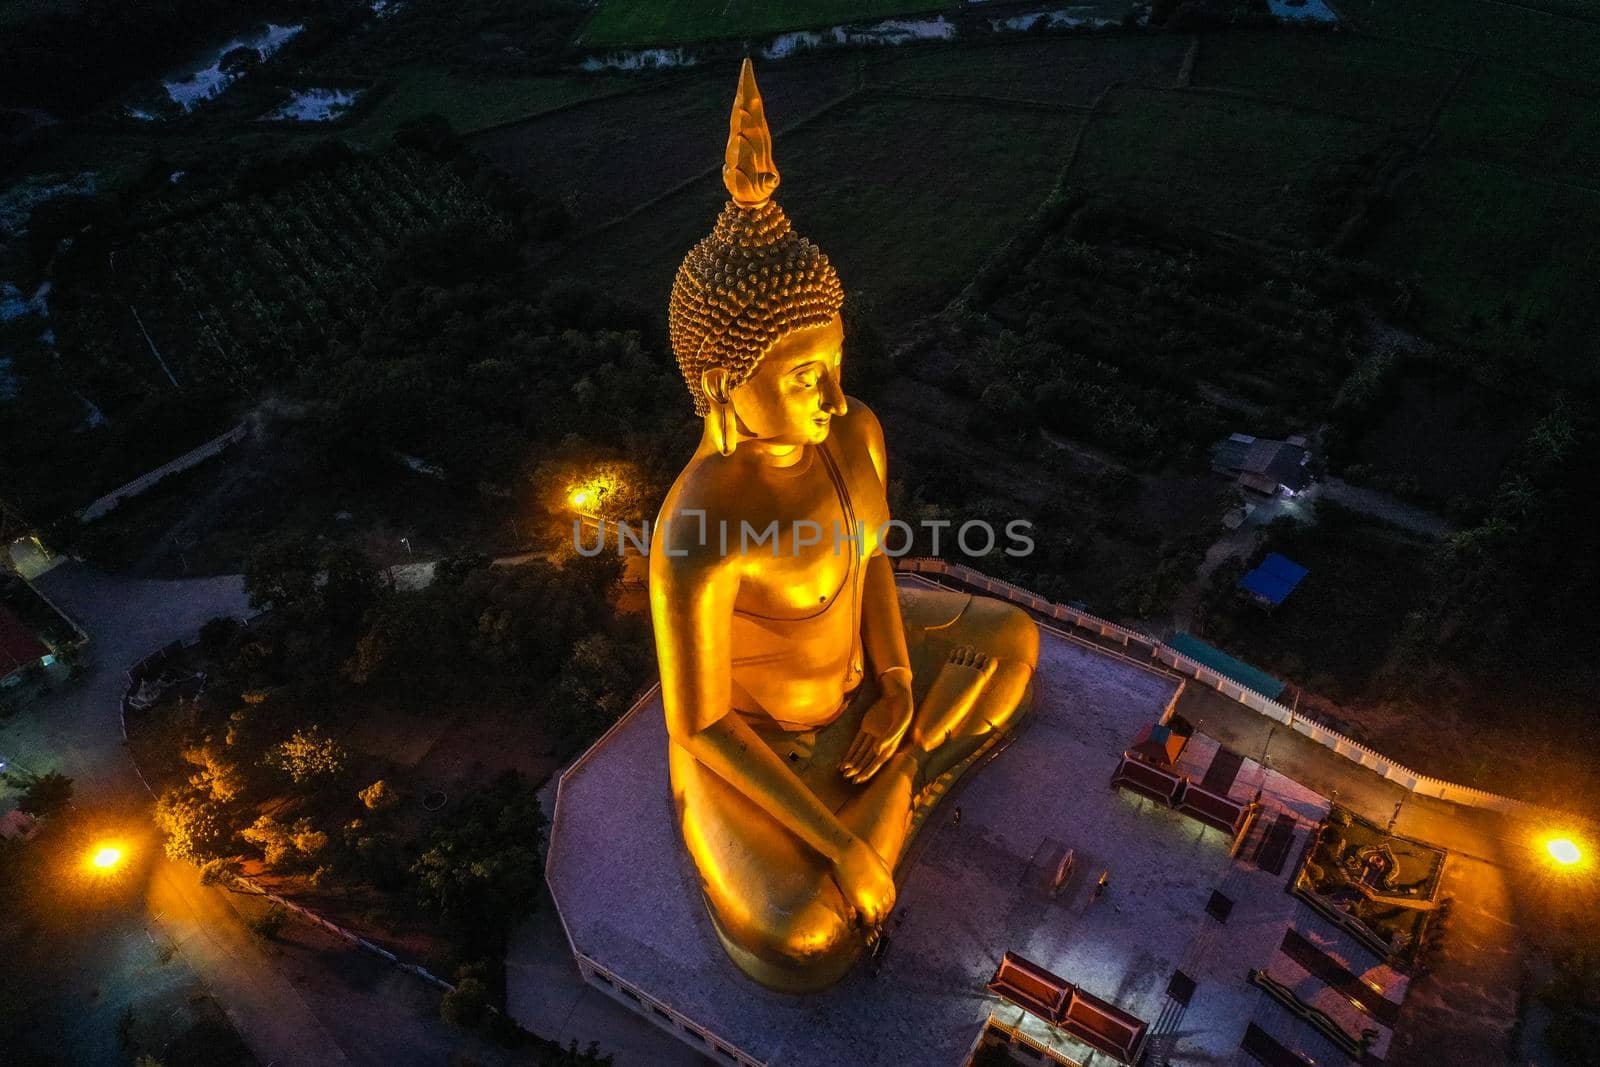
[348,67,639,148]
[1191,28,1459,126]
[1432,62,1600,191]
[1070,86,1385,246]
[551,92,1082,325]
[1201,508,1434,700]
[865,32,1189,107]
[578,0,953,47]
[1339,0,1600,84]
[1360,157,1600,383]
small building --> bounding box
[1167,632,1288,701]
[0,808,40,841]
[1128,720,1189,767]
[1211,433,1312,496]
[1238,553,1309,609]
[0,603,51,686]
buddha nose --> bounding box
[820,368,847,416]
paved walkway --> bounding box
[1173,683,1549,1063]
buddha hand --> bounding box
[832,835,895,930]
[838,668,914,784]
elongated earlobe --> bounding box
[702,368,737,456]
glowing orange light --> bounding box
[569,489,593,510]
[1546,838,1582,866]
[91,845,124,870]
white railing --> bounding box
[78,423,248,523]
[893,558,1576,821]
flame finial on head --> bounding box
[724,58,780,207]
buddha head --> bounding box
[668,60,847,454]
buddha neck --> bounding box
[702,422,817,472]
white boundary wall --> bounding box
[894,557,1573,820]
[78,423,247,523]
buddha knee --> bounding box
[756,897,854,967]
[967,598,1040,670]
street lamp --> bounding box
[86,840,126,875]
[1546,838,1582,867]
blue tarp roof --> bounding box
[1167,633,1288,701]
[1238,552,1308,606]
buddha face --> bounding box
[727,314,847,447]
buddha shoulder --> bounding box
[650,454,752,567]
[832,399,887,484]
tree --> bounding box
[439,976,489,1028]
[198,616,242,661]
[153,787,228,864]
[9,769,73,817]
[538,1042,613,1067]
[245,903,288,940]
[550,625,651,754]
[267,726,349,786]
[359,779,400,811]
[183,744,248,804]
[198,857,242,888]
[240,815,326,869]
[411,771,545,942]
[244,533,319,616]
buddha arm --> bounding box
[855,406,911,685]
[651,547,857,864]
[860,551,911,683]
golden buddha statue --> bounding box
[649,59,1039,994]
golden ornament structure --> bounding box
[650,59,1039,993]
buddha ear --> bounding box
[701,367,738,457]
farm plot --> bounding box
[550,93,1083,326]
[348,67,637,147]
[865,32,1189,108]
[1431,62,1600,191]
[1339,0,1600,84]
[1069,86,1394,247]
[577,0,953,47]
[471,53,861,229]
[1360,157,1600,383]
[1190,28,1459,127]
[116,151,505,390]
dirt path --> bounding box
[1315,477,1454,539]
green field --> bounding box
[1362,157,1600,381]
[1070,87,1385,246]
[867,33,1188,107]
[473,55,862,227]
[553,93,1082,324]
[0,0,77,26]
[1432,62,1600,190]
[1341,0,1600,83]
[349,68,638,148]
[1191,29,1459,126]
[109,151,503,390]
[578,0,951,47]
